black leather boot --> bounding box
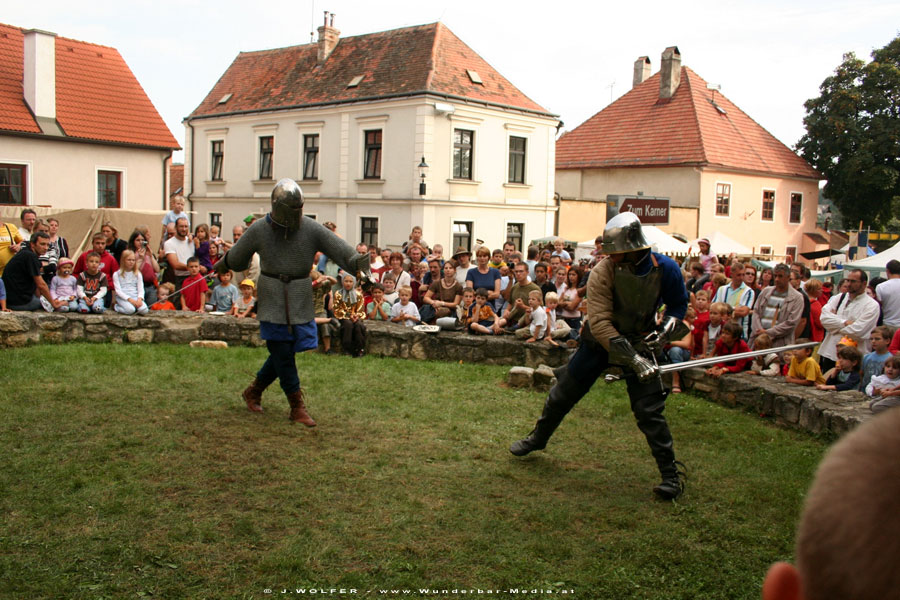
[510,366,584,456]
[653,461,686,500]
[628,379,685,499]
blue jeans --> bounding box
[667,346,691,364]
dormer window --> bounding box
[347,75,363,88]
[466,69,483,85]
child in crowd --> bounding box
[543,291,572,346]
[76,252,107,313]
[667,308,695,392]
[785,338,826,386]
[706,272,727,301]
[113,250,149,315]
[335,273,366,357]
[193,223,213,275]
[515,289,547,343]
[456,287,476,329]
[427,244,444,265]
[208,269,239,313]
[860,326,894,391]
[151,283,176,310]
[209,224,225,261]
[817,345,863,391]
[702,302,730,357]
[233,279,256,318]
[467,287,498,335]
[495,264,510,315]
[390,285,421,327]
[867,356,900,413]
[180,257,208,312]
[382,274,399,305]
[49,257,78,312]
[691,290,710,357]
[311,270,338,353]
[746,332,781,377]
[489,249,506,270]
[161,195,189,242]
[366,283,392,321]
[705,321,750,378]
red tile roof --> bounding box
[556,67,819,180]
[0,22,179,149]
[169,163,184,197]
[189,23,552,119]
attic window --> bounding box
[710,101,727,115]
[466,70,483,85]
[218,93,233,105]
[347,75,364,88]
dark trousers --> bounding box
[340,319,366,354]
[257,340,300,395]
[819,356,836,374]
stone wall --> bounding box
[1,311,873,436]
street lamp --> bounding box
[418,157,428,196]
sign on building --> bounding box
[607,195,670,225]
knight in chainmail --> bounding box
[509,212,691,500]
[217,179,370,426]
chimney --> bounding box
[317,12,340,65]
[632,56,651,88]
[24,29,62,134]
[659,46,681,100]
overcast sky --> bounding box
[6,0,899,163]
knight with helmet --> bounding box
[509,211,691,500]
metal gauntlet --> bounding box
[642,315,691,354]
[608,335,659,382]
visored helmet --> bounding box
[270,179,304,231]
[601,211,650,254]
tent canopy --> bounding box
[843,239,900,277]
[574,226,690,260]
[691,231,751,255]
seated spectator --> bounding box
[382,274,399,305]
[76,252,108,313]
[420,262,462,324]
[705,321,751,378]
[466,247,501,304]
[0,278,7,312]
[746,332,781,377]
[533,262,556,298]
[2,232,54,311]
[666,308,695,393]
[385,252,411,290]
[686,262,709,294]
[390,285,421,327]
[101,221,128,265]
[785,339,825,386]
[0,218,24,277]
[401,226,429,256]
[47,257,78,312]
[495,264,510,316]
[455,287,476,329]
[150,283,176,311]
[128,229,160,305]
[421,258,442,288]
[514,289,547,343]
[551,237,571,266]
[366,283,392,322]
[113,250,149,315]
[232,279,256,318]
[209,269,239,313]
[867,355,900,413]
[334,273,367,357]
[557,266,583,339]
[817,345,862,391]
[74,232,119,307]
[702,302,730,357]
[408,260,426,306]
[311,270,338,353]
[179,257,208,313]
[467,287,499,335]
[193,223,213,275]
[368,246,387,283]
[691,290,711,357]
[861,325,894,391]
[542,291,572,346]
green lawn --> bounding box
[0,344,826,599]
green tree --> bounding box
[797,35,900,228]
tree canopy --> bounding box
[797,35,900,229]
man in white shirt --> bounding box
[164,217,195,290]
[819,268,881,372]
[452,247,474,287]
[875,259,900,328]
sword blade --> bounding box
[658,341,818,374]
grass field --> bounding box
[0,344,828,599]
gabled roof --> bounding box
[0,22,179,149]
[169,163,184,197]
[556,66,819,180]
[189,22,552,119]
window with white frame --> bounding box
[360,217,378,248]
[759,245,772,255]
[506,223,524,252]
[716,183,730,216]
[303,134,319,180]
[208,212,222,230]
[211,141,224,181]
[762,190,775,221]
[258,136,274,180]
[0,164,26,205]
[508,136,526,184]
[97,170,121,208]
[453,129,474,180]
[364,130,382,179]
[785,246,797,262]
[789,193,802,224]
[452,221,473,252]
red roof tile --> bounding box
[556,67,819,180]
[189,23,551,119]
[169,163,184,196]
[0,22,179,149]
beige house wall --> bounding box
[186,96,559,252]
[0,135,170,211]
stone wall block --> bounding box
[126,329,154,344]
[40,330,65,344]
[201,319,242,341]
[106,316,140,329]
[533,365,556,389]
[507,366,534,388]
[65,321,85,342]
[36,315,68,330]
[85,324,109,334]
[0,314,29,333]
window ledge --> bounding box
[205,180,226,185]
[299,179,323,186]
[503,182,530,189]
[447,178,481,185]
[251,179,276,185]
[355,179,386,184]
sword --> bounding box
[603,341,819,383]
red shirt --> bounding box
[691,311,710,356]
[890,328,900,356]
[151,300,176,311]
[713,337,751,372]
[180,274,208,311]
[809,299,824,342]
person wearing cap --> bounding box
[217,179,371,426]
[48,257,79,312]
[233,278,257,319]
[509,211,690,500]
[696,237,718,274]
[451,246,474,287]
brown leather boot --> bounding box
[242,378,266,413]
[287,389,317,427]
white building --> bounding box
[0,23,179,211]
[184,18,559,253]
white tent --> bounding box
[574,226,690,259]
[843,239,900,277]
[691,231,752,255]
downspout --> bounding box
[162,151,171,210]
[186,118,195,216]
[554,192,561,237]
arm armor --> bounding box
[608,335,659,382]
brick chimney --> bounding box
[23,29,62,134]
[317,12,340,65]
[632,56,651,88]
[659,46,681,100]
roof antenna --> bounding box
[606,80,616,105]
[310,0,315,42]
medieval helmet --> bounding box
[270,178,304,231]
[601,211,650,254]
